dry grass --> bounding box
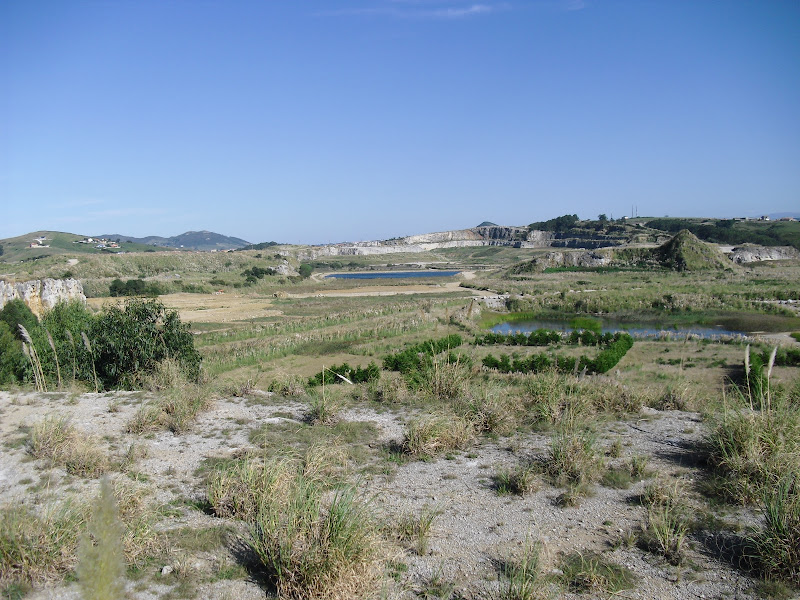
[126,384,213,434]
[402,412,475,458]
[0,478,162,587]
[28,415,109,477]
[207,445,347,521]
[206,447,380,599]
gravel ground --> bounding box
[0,389,772,600]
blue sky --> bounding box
[2,1,798,245]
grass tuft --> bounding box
[558,552,636,594]
[28,415,108,477]
[402,412,475,459]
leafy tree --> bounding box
[40,300,96,383]
[0,243,4,256]
[528,214,579,233]
[298,263,313,278]
[598,214,608,222]
[89,298,201,388]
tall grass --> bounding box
[498,538,549,600]
[0,501,88,584]
[748,477,800,585]
[0,479,161,587]
[77,477,126,600]
[207,449,380,599]
[19,324,46,392]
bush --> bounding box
[383,334,463,374]
[108,278,163,297]
[308,362,380,387]
[89,298,201,389]
[0,299,38,341]
[0,321,28,385]
[590,334,634,374]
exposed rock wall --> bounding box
[523,250,614,271]
[0,278,86,317]
[303,225,621,258]
[728,245,800,264]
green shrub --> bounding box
[108,278,164,297]
[383,334,463,374]
[0,321,28,385]
[89,298,201,389]
[590,333,634,374]
[0,299,38,341]
[308,362,379,387]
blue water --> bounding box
[491,320,749,339]
[326,271,460,279]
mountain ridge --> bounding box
[96,230,251,251]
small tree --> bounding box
[298,263,313,278]
[598,214,608,222]
[89,298,201,388]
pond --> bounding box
[325,271,460,279]
[490,319,750,340]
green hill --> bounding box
[0,231,165,263]
[654,229,732,271]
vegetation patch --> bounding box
[558,552,636,594]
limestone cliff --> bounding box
[0,278,86,317]
[728,245,800,264]
[304,226,558,258]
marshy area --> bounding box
[1,242,799,600]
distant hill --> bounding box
[98,230,250,251]
[0,231,166,262]
[476,221,498,227]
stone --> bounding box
[0,278,86,317]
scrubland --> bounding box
[1,244,799,600]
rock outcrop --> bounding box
[510,250,614,273]
[728,245,800,264]
[0,278,86,317]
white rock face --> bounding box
[728,245,800,264]
[0,278,86,317]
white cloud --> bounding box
[314,1,507,20]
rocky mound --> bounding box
[654,229,731,271]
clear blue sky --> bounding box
[2,1,798,245]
